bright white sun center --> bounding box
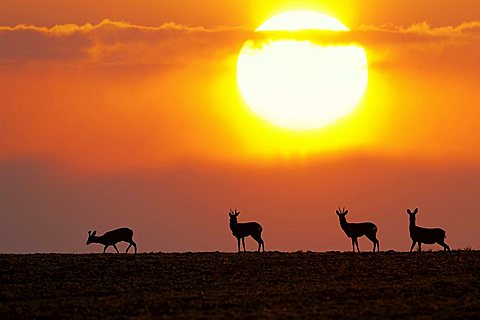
[237,11,368,130]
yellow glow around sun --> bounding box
[257,11,348,31]
[237,11,368,130]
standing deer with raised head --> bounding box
[229,209,265,252]
[86,227,137,253]
[406,208,450,252]
[336,207,380,252]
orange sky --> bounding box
[1,1,479,252]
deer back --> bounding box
[342,222,377,238]
[100,227,133,245]
[233,222,262,238]
[411,226,446,244]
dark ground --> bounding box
[1,251,479,319]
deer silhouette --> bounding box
[406,208,450,252]
[86,227,137,253]
[336,207,380,252]
[229,209,265,252]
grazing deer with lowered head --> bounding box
[86,227,137,253]
[336,207,380,252]
[406,208,450,252]
[229,209,265,252]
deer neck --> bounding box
[339,217,350,230]
[409,217,416,230]
[92,235,104,244]
[229,220,237,233]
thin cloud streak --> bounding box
[0,19,249,34]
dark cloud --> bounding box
[0,20,251,65]
[1,19,479,66]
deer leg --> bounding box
[242,238,246,252]
[126,241,137,254]
[252,235,264,252]
[113,244,120,253]
[351,238,356,252]
[418,243,422,252]
[376,240,380,252]
[410,241,416,252]
[237,238,241,253]
[366,234,378,252]
[355,239,361,252]
[439,241,450,252]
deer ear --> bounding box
[407,209,411,214]
[92,231,97,236]
[336,210,340,215]
[344,210,348,215]
[413,208,418,214]
[236,212,240,216]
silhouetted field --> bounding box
[1,251,479,319]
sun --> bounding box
[237,11,368,130]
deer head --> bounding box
[336,207,349,217]
[86,230,97,245]
[229,209,240,222]
[406,208,418,215]
[406,208,419,222]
